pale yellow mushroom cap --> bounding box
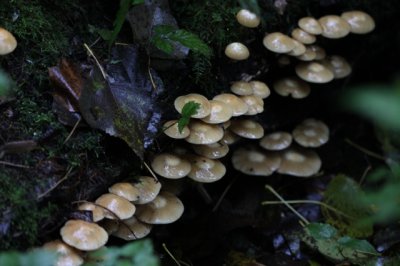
[287,39,307,56]
[213,93,249,116]
[112,216,152,240]
[250,81,271,99]
[0,28,17,55]
[192,142,229,159]
[43,240,84,266]
[95,193,136,220]
[291,28,316,44]
[263,32,296,53]
[185,120,224,144]
[295,62,334,83]
[341,10,375,34]
[260,132,293,150]
[230,119,264,139]
[277,147,321,177]
[292,118,329,147]
[230,81,253,96]
[273,76,311,99]
[108,182,141,201]
[236,9,261,28]
[187,155,226,183]
[131,176,162,204]
[221,129,241,145]
[321,55,352,79]
[298,17,323,35]
[163,120,190,139]
[296,46,317,61]
[78,202,105,222]
[174,93,211,119]
[318,15,351,39]
[201,100,233,124]
[240,95,264,115]
[308,45,326,60]
[232,146,281,176]
[151,153,191,179]
[225,42,250,60]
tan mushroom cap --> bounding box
[78,202,105,222]
[318,15,351,39]
[298,17,323,35]
[98,219,119,235]
[43,240,84,266]
[112,216,152,240]
[131,176,162,204]
[95,193,136,220]
[296,46,317,61]
[250,81,271,99]
[163,120,190,139]
[109,182,141,201]
[273,76,311,99]
[240,95,264,115]
[225,42,250,60]
[201,100,233,124]
[236,9,261,28]
[295,62,334,83]
[185,120,224,144]
[222,120,231,130]
[341,10,375,34]
[292,118,329,147]
[174,93,211,119]
[263,32,296,53]
[232,146,281,176]
[230,119,264,139]
[230,81,253,96]
[321,55,352,79]
[0,28,17,55]
[309,45,326,60]
[287,39,306,56]
[60,220,108,251]
[260,132,293,150]
[193,142,229,159]
[151,153,191,179]
[277,147,321,177]
[291,28,316,44]
[135,191,184,224]
[187,155,226,182]
[221,129,241,145]
[213,93,248,116]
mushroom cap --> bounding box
[273,76,311,99]
[185,120,224,144]
[95,194,136,220]
[232,146,281,176]
[230,81,253,96]
[151,153,191,179]
[108,182,141,201]
[240,95,264,115]
[321,55,352,79]
[131,176,162,204]
[60,220,108,251]
[135,191,184,224]
[78,202,105,222]
[192,142,229,159]
[260,132,293,150]
[187,155,226,182]
[292,118,329,147]
[263,32,296,53]
[0,28,17,55]
[249,81,270,99]
[341,10,375,34]
[298,17,323,35]
[296,46,317,61]
[98,219,119,235]
[287,39,307,56]
[201,100,233,124]
[221,129,241,145]
[163,120,190,139]
[230,119,264,139]
[291,28,316,44]
[308,45,326,60]
[43,240,83,266]
[277,147,321,177]
[213,93,249,116]
[225,42,250,60]
[174,94,211,119]
[112,216,152,240]
[295,62,334,83]
[236,9,261,28]
[318,15,351,39]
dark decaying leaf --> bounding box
[79,45,164,159]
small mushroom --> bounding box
[131,176,162,204]
[185,120,224,144]
[163,120,190,139]
[263,32,296,53]
[230,119,264,139]
[295,62,334,83]
[174,93,211,119]
[109,182,141,202]
[273,77,311,99]
[0,28,17,55]
[43,240,83,266]
[78,202,105,222]
[318,15,351,39]
[232,146,281,176]
[236,9,261,28]
[213,93,249,116]
[341,10,375,34]
[240,95,264,115]
[298,17,323,35]
[112,216,152,240]
[187,155,226,183]
[231,81,253,96]
[277,147,321,177]
[291,28,316,44]
[98,219,119,235]
[201,100,233,124]
[250,81,271,99]
[221,130,241,145]
[225,42,250,60]
[95,194,136,220]
[292,118,329,147]
[260,132,293,150]
[151,153,191,179]
[308,45,326,60]
[192,142,229,159]
[287,39,306,56]
[321,55,352,79]
[296,46,317,61]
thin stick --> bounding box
[359,165,372,185]
[83,43,107,79]
[37,167,74,199]
[162,243,182,266]
[345,138,386,161]
[212,177,237,212]
[63,117,82,144]
[148,57,157,91]
[0,160,31,169]
[143,161,159,182]
[196,183,212,204]
[264,185,309,225]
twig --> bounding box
[162,243,186,266]
[212,177,237,212]
[148,57,157,91]
[143,161,159,182]
[37,167,74,199]
[345,138,386,161]
[359,165,372,185]
[0,160,31,169]
[83,43,107,79]
[196,183,212,204]
[63,117,82,144]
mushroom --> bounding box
[60,220,108,251]
[240,95,264,115]
[0,28,17,55]
[42,240,83,266]
[260,132,293,151]
[135,191,184,224]
[296,46,317,61]
[220,129,241,145]
[321,55,352,79]
[341,10,375,34]
[263,32,296,53]
[231,146,281,176]
[230,119,264,139]
[298,17,323,35]
[201,100,233,124]
[277,147,321,177]
[318,15,351,39]
[230,81,253,96]
[291,28,316,44]
[108,182,141,201]
[236,9,261,28]
[213,93,249,116]
[225,42,250,60]
[295,62,334,83]
[185,120,224,144]
[192,142,229,159]
[78,202,105,222]
[287,39,306,56]
[98,219,119,235]
[308,45,326,60]
[187,155,226,183]
[151,153,191,179]
[250,81,271,99]
[273,77,311,99]
[163,120,190,139]
[292,118,329,147]
[95,194,136,220]
[174,93,211,119]
[131,176,162,204]
[112,216,152,240]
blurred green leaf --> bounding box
[0,69,13,97]
[177,101,200,133]
[0,249,57,266]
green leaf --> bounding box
[177,101,200,133]
[0,249,57,266]
[306,223,338,240]
[0,69,13,97]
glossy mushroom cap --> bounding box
[112,216,152,240]
[192,142,229,159]
[174,93,211,119]
[263,32,296,53]
[298,17,323,35]
[135,192,184,224]
[260,132,293,150]
[131,176,161,204]
[240,95,264,115]
[230,81,253,96]
[225,42,250,60]
[0,28,17,55]
[273,77,311,99]
[163,120,190,139]
[201,100,233,124]
[230,119,264,139]
[309,45,326,60]
[221,130,241,145]
[60,220,108,251]
[278,147,321,177]
[109,182,141,201]
[295,62,334,83]
[296,46,317,61]
[250,81,271,99]
[151,153,191,179]
[232,146,281,176]
[322,55,352,79]
[187,155,226,183]
[185,120,224,144]
[291,28,316,44]
[341,10,375,34]
[43,240,83,266]
[95,194,136,220]
[292,118,329,147]
[213,93,249,116]
[236,9,261,28]
[78,202,105,222]
[287,39,306,56]
[318,15,351,39]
